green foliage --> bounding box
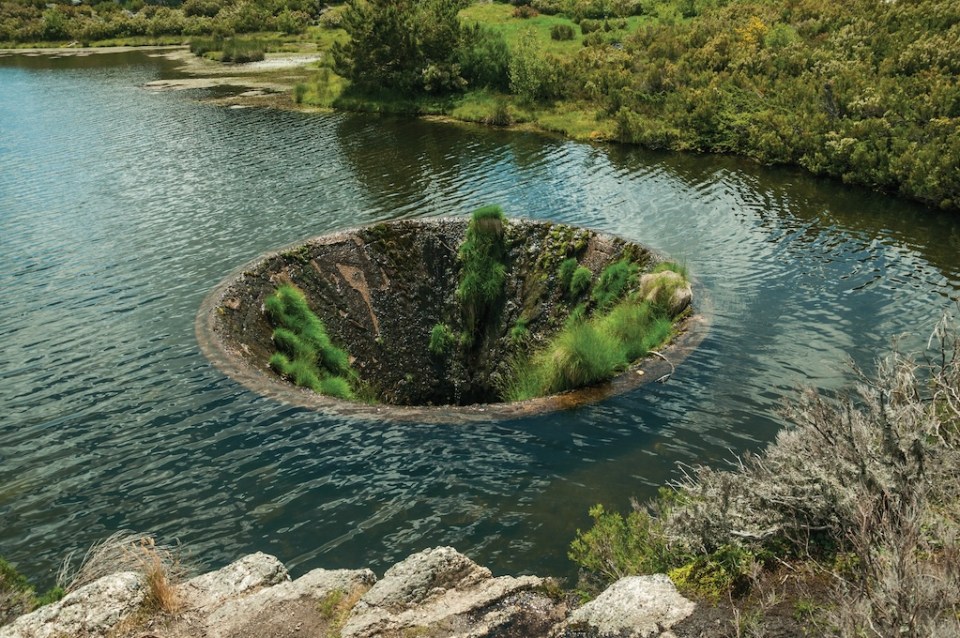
[541,320,624,392]
[265,284,355,400]
[591,259,637,310]
[333,0,469,95]
[458,24,511,91]
[456,205,508,336]
[569,504,683,592]
[501,281,675,401]
[550,23,574,40]
[508,29,560,104]
[668,545,755,601]
[429,323,456,355]
[569,265,592,297]
[558,257,578,290]
[1,557,63,626]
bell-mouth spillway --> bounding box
[195,217,708,423]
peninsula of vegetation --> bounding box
[2,0,957,211]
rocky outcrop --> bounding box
[0,571,144,638]
[180,551,289,613]
[0,548,695,638]
[342,547,561,638]
[559,574,696,638]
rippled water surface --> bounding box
[2,50,959,585]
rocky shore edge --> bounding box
[0,547,695,638]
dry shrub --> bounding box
[647,316,960,634]
[58,530,189,614]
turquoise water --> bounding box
[1,50,958,586]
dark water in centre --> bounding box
[1,50,959,586]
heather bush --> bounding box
[571,318,960,633]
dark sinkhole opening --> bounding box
[200,209,695,410]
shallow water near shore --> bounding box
[1,50,959,587]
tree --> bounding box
[333,0,468,95]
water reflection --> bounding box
[0,51,958,589]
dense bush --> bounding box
[550,23,574,40]
[571,320,960,632]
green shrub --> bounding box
[429,323,456,355]
[668,545,755,601]
[591,259,637,310]
[569,503,683,594]
[456,205,508,336]
[550,23,574,40]
[579,18,602,34]
[570,265,592,297]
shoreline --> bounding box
[0,44,950,214]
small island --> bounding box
[198,206,697,417]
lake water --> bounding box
[1,49,959,586]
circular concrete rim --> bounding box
[195,218,711,423]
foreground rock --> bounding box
[559,575,697,638]
[0,548,695,638]
[0,572,144,638]
[342,547,562,638]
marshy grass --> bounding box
[189,35,266,62]
[265,284,355,400]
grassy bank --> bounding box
[5,0,955,210]
[298,0,958,212]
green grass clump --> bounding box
[542,321,624,392]
[510,318,529,343]
[265,284,356,400]
[429,323,456,355]
[457,205,508,336]
[558,257,578,289]
[220,37,266,63]
[652,261,689,279]
[570,265,592,297]
[500,285,677,402]
[592,259,638,310]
